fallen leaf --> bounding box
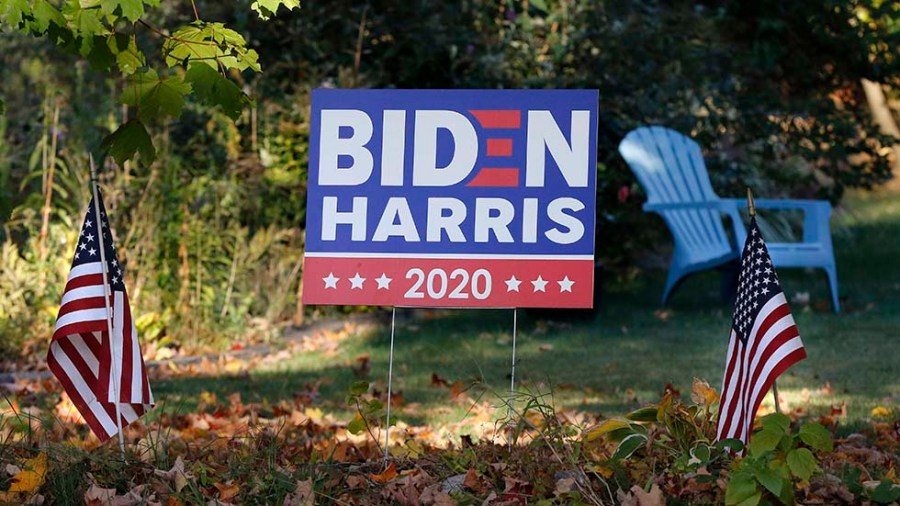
[213,481,240,501]
[691,377,718,406]
[463,468,482,492]
[154,456,192,493]
[871,405,892,418]
[84,485,117,506]
[370,463,398,483]
[282,479,314,506]
[555,476,577,495]
[8,453,48,493]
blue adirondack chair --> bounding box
[618,126,840,313]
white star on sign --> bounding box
[85,233,95,242]
[557,276,574,293]
[505,275,522,292]
[85,219,92,229]
[531,275,548,292]
[375,273,392,290]
[349,272,366,289]
[88,247,97,256]
[79,242,87,251]
[323,272,339,289]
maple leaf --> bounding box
[282,480,314,506]
[122,68,191,122]
[8,453,48,494]
[251,0,300,21]
[99,0,144,22]
[101,119,155,166]
[0,0,30,27]
[370,462,398,483]
[184,63,249,121]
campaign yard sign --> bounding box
[302,89,598,308]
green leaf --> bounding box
[869,480,900,504]
[716,438,745,453]
[348,381,369,396]
[786,448,816,481]
[0,0,30,27]
[163,22,261,72]
[0,97,5,115]
[612,433,646,460]
[100,119,155,166]
[347,416,366,435]
[108,33,145,74]
[760,413,791,434]
[99,0,144,21]
[251,0,300,21]
[748,428,783,456]
[30,0,65,33]
[63,3,104,39]
[122,68,191,121]
[625,406,658,423]
[725,471,761,506]
[752,465,786,498]
[798,423,833,452]
[87,35,115,70]
[61,3,105,55]
[529,0,548,13]
[184,63,249,120]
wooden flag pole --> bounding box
[746,188,782,415]
[90,155,126,453]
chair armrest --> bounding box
[643,201,738,212]
[721,198,833,243]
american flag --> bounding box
[716,217,806,446]
[47,189,153,442]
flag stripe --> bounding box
[60,285,107,307]
[49,343,117,439]
[54,308,109,333]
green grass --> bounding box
[154,189,900,430]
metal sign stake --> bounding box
[383,307,397,464]
[508,308,518,449]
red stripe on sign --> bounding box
[302,256,595,308]
[467,168,519,187]
[486,138,513,157]
[469,110,521,129]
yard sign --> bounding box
[302,89,598,308]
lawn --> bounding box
[154,188,900,434]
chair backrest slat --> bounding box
[618,126,732,262]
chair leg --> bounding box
[824,264,840,314]
[719,259,740,305]
[662,267,685,306]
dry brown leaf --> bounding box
[370,463,398,484]
[153,456,192,493]
[213,481,240,501]
[282,479,314,506]
[690,378,718,406]
[554,477,577,495]
[463,468,482,492]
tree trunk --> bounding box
[861,79,900,187]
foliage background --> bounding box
[0,0,898,354]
